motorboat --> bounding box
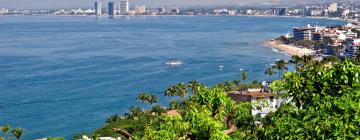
[166,59,183,66]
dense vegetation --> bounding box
[73,55,359,139]
[2,55,359,139]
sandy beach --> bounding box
[264,40,315,57]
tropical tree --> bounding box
[137,93,158,105]
[273,59,288,77]
[176,82,188,101]
[264,67,275,81]
[233,80,240,86]
[241,72,248,83]
[164,86,177,97]
[137,93,148,104]
[148,94,158,105]
[11,128,23,140]
[0,124,11,140]
[266,59,360,139]
[188,80,201,94]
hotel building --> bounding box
[119,1,129,15]
[108,2,115,16]
[95,1,102,16]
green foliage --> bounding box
[11,128,23,140]
[47,137,65,140]
[267,59,360,139]
[137,93,158,105]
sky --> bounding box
[0,0,344,9]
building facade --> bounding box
[293,27,313,40]
[328,3,338,12]
[134,5,146,14]
[119,1,129,15]
[95,1,102,16]
[108,2,115,16]
[227,88,282,118]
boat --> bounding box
[166,59,183,66]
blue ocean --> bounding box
[0,15,345,139]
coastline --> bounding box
[263,40,315,57]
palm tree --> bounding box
[0,124,11,140]
[188,80,201,94]
[148,94,158,105]
[176,82,188,101]
[273,59,288,78]
[264,67,276,81]
[241,72,248,83]
[136,93,148,104]
[12,128,23,140]
[164,86,176,97]
[233,80,240,86]
[169,100,178,109]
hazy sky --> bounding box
[0,0,341,9]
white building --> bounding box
[119,0,129,15]
[228,88,283,118]
[328,3,338,12]
[95,1,102,16]
[134,5,146,14]
[0,8,9,15]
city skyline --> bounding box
[0,0,352,9]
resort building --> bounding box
[328,3,338,12]
[293,27,313,40]
[228,88,282,118]
[158,7,165,14]
[345,39,360,59]
[119,0,129,15]
[95,1,102,16]
[108,2,115,16]
[0,8,9,15]
[134,5,146,15]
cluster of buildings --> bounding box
[93,1,180,16]
[0,8,9,15]
[291,23,360,59]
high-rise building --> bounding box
[119,0,129,15]
[108,2,115,16]
[278,8,288,16]
[328,3,338,12]
[158,7,165,14]
[95,1,102,16]
[134,5,146,14]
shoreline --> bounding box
[263,40,315,57]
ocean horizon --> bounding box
[0,15,345,139]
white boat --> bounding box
[166,59,183,66]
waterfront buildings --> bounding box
[119,0,129,15]
[108,2,115,16]
[0,8,9,15]
[134,5,146,15]
[345,39,360,59]
[95,1,102,16]
[293,26,313,40]
[328,3,338,12]
[171,8,180,14]
[158,7,165,14]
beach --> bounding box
[264,40,315,57]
